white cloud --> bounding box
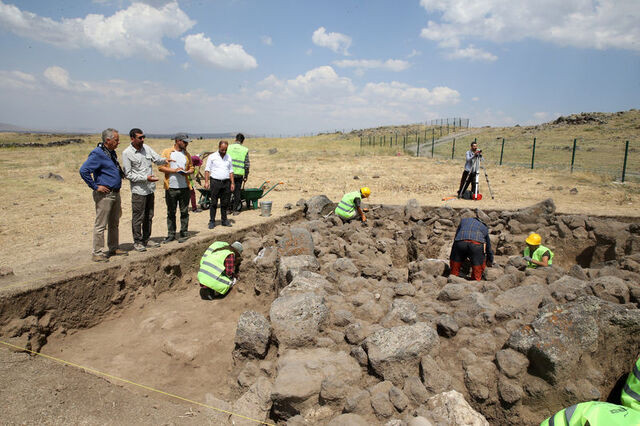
[44,66,71,89]
[361,81,460,105]
[312,27,352,55]
[261,35,273,46]
[333,59,410,72]
[471,97,479,102]
[0,70,36,89]
[184,33,257,70]
[419,0,640,61]
[407,49,422,58]
[0,0,195,60]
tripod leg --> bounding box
[479,159,494,199]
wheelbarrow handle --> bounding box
[259,181,283,198]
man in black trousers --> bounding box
[204,140,234,229]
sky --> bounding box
[0,0,638,135]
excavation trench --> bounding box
[1,200,639,425]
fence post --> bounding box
[570,138,577,173]
[452,138,456,159]
[417,136,420,157]
[431,133,435,158]
[499,138,505,165]
[622,140,629,182]
[531,137,537,169]
[403,135,406,150]
[360,135,362,149]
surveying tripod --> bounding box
[460,153,494,200]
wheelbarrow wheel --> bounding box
[201,200,210,210]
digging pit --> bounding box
[1,198,640,425]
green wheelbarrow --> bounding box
[241,181,283,209]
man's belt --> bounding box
[462,239,482,245]
[211,178,230,182]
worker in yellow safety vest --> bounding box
[523,233,554,268]
[541,401,640,425]
[622,356,640,412]
[335,187,370,222]
[198,241,243,299]
[227,133,249,216]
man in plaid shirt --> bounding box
[449,217,494,281]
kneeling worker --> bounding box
[335,187,371,222]
[198,241,243,299]
[523,233,554,268]
[449,217,494,281]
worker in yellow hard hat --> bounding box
[523,233,554,268]
[335,187,370,222]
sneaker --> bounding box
[221,220,232,227]
[232,211,240,216]
[108,249,128,257]
[133,243,147,252]
[192,208,203,213]
[92,254,109,262]
[208,222,216,229]
[162,235,176,244]
[145,240,161,248]
[178,233,190,243]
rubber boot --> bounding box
[471,264,484,281]
[450,261,462,277]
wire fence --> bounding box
[360,131,639,183]
[429,117,470,129]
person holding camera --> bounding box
[457,141,481,198]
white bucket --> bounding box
[260,201,272,217]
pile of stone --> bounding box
[552,112,609,126]
[220,197,640,425]
[0,138,84,148]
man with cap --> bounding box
[449,216,494,281]
[122,128,168,252]
[158,133,194,243]
[335,187,371,222]
[198,241,243,299]
[80,128,128,262]
[227,133,250,215]
[523,233,554,268]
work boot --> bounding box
[162,235,176,244]
[108,249,128,257]
[221,220,232,227]
[178,232,190,243]
[208,222,216,229]
[145,240,161,248]
[92,253,109,262]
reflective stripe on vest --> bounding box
[524,244,554,268]
[198,242,233,294]
[335,191,360,219]
[542,401,640,426]
[622,358,640,411]
[227,143,248,176]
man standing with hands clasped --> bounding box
[205,140,234,229]
[158,133,194,244]
[122,128,167,252]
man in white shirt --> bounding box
[204,140,234,229]
[122,128,167,251]
[158,133,194,243]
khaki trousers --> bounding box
[93,191,122,255]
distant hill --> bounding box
[0,122,30,132]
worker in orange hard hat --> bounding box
[335,187,370,222]
[523,233,554,268]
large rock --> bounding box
[271,348,362,420]
[548,275,593,302]
[280,271,330,297]
[495,284,550,320]
[270,292,329,348]
[363,322,439,385]
[305,195,334,220]
[590,276,630,304]
[278,227,315,257]
[405,199,427,221]
[231,377,273,426]
[278,255,321,289]
[409,259,448,280]
[422,390,489,426]
[234,311,271,359]
[510,199,555,224]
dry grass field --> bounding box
[0,111,639,287]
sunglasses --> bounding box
[137,135,146,140]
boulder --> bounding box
[420,355,452,395]
[231,377,273,426]
[364,322,439,385]
[405,199,427,221]
[305,195,334,219]
[278,255,321,289]
[278,227,315,257]
[423,390,489,426]
[548,275,593,302]
[590,276,630,304]
[234,311,271,359]
[495,349,529,379]
[464,360,496,401]
[280,271,330,297]
[511,199,555,224]
[494,284,550,320]
[270,293,329,348]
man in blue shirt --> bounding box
[79,128,127,262]
[449,216,494,280]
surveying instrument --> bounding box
[460,151,494,200]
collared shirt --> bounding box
[464,150,476,172]
[161,147,193,190]
[454,217,492,255]
[79,146,122,191]
[204,151,233,180]
[224,253,235,277]
[122,143,167,195]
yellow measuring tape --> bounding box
[0,340,274,425]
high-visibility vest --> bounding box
[227,143,248,176]
[524,244,554,268]
[335,191,360,219]
[541,401,640,425]
[197,241,234,295]
[622,357,640,411]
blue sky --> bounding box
[0,0,638,134]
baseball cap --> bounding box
[174,132,192,143]
[231,241,243,253]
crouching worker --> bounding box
[335,187,371,222]
[621,356,640,411]
[523,233,554,268]
[541,401,640,425]
[198,241,243,299]
[449,217,494,281]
